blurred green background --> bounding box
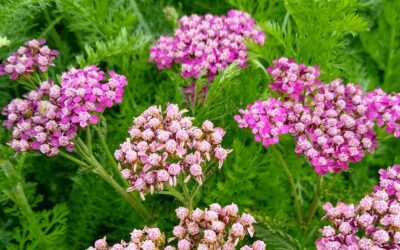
[0,0,400,249]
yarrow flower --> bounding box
[0,38,58,80]
[149,10,266,102]
[87,226,166,250]
[88,203,265,250]
[2,66,129,156]
[59,66,128,128]
[114,103,232,200]
[235,57,400,175]
[316,165,400,249]
[2,80,76,156]
[234,98,289,146]
[366,88,400,138]
[168,203,265,250]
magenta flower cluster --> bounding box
[87,226,165,250]
[2,66,128,156]
[114,103,232,200]
[149,9,266,81]
[235,57,400,174]
[169,203,265,250]
[316,165,400,249]
[2,80,76,156]
[88,203,266,250]
[59,66,127,128]
[366,88,400,138]
[0,39,58,80]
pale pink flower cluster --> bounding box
[114,103,232,200]
[149,9,266,81]
[2,80,76,156]
[168,203,266,250]
[234,98,289,146]
[366,88,400,138]
[316,165,400,249]
[88,204,266,250]
[0,39,58,80]
[87,227,165,250]
[2,66,128,156]
[235,57,400,174]
[59,66,127,128]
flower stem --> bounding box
[86,127,92,154]
[305,174,323,225]
[270,145,304,224]
[59,146,152,222]
[93,126,119,174]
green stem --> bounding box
[92,160,152,221]
[86,127,92,154]
[305,174,323,225]
[59,147,152,222]
[324,172,341,195]
[270,145,303,224]
[93,126,119,173]
[165,185,186,205]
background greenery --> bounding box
[0,0,399,249]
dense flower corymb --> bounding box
[2,66,129,157]
[236,57,385,175]
[114,103,232,200]
[168,203,266,250]
[59,66,128,128]
[2,81,76,156]
[87,226,165,250]
[0,39,58,80]
[316,165,400,249]
[88,203,266,250]
[149,9,266,81]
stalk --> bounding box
[305,174,323,225]
[270,145,304,224]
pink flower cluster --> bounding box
[366,88,400,138]
[149,9,266,81]
[267,57,321,100]
[2,81,76,156]
[2,66,128,156]
[316,165,400,249]
[114,103,232,200]
[87,227,165,250]
[88,203,266,250]
[234,98,289,146]
[59,66,127,127]
[0,39,58,80]
[168,203,266,250]
[235,57,400,174]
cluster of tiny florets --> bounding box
[167,203,265,250]
[87,227,165,250]
[236,57,400,175]
[149,9,266,81]
[114,103,232,200]
[59,66,127,127]
[0,39,58,80]
[234,98,289,146]
[267,57,321,100]
[2,66,128,156]
[366,88,400,138]
[316,165,400,249]
[2,81,76,156]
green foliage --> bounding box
[0,0,399,249]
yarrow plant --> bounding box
[1,38,152,221]
[0,39,58,81]
[2,66,128,156]
[149,9,266,102]
[114,103,232,202]
[88,203,266,250]
[316,165,400,249]
[235,57,398,175]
